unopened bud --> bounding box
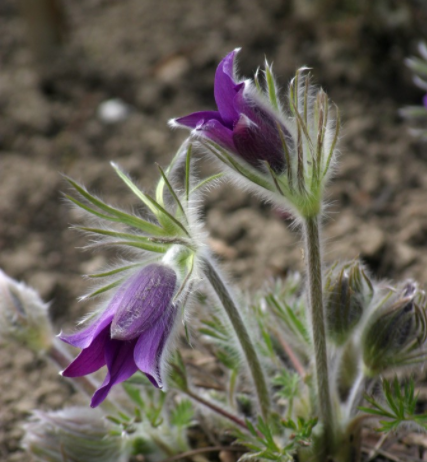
[0,270,53,351]
[362,281,427,375]
[22,407,130,462]
[325,261,373,345]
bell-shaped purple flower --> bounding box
[59,263,179,407]
[171,49,291,174]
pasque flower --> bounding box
[171,49,291,174]
[171,49,340,219]
[59,263,179,407]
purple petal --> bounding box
[214,50,241,126]
[133,305,178,388]
[196,119,236,152]
[59,304,116,349]
[62,325,110,377]
[233,114,287,174]
[90,338,138,407]
[232,88,290,174]
[173,110,223,129]
[423,94,427,108]
[111,264,177,341]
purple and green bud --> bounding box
[171,49,290,175]
[0,270,53,352]
[171,49,340,218]
[23,407,130,462]
[59,263,180,407]
[362,281,427,375]
[324,261,373,345]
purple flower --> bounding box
[59,264,178,407]
[171,49,292,174]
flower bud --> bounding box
[324,261,373,345]
[362,281,427,375]
[0,269,53,352]
[171,50,341,219]
[22,407,130,462]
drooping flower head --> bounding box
[59,143,208,407]
[60,263,180,407]
[171,49,340,219]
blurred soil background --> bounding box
[1,0,427,460]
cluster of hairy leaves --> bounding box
[172,268,427,460]
[235,416,317,462]
[360,377,427,433]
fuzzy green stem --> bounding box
[303,216,334,453]
[202,257,271,420]
[345,369,365,421]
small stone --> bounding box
[219,450,237,462]
[97,98,131,124]
[154,55,189,83]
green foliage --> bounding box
[272,370,300,402]
[235,416,317,461]
[359,377,427,432]
[168,351,189,392]
[169,399,194,428]
[122,381,165,428]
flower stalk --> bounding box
[202,257,271,420]
[303,216,334,453]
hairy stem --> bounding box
[274,329,306,378]
[303,216,334,451]
[185,389,249,431]
[202,257,271,420]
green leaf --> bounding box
[111,163,189,236]
[157,164,187,220]
[359,377,427,432]
[82,278,123,299]
[111,163,160,216]
[190,173,224,194]
[65,177,165,236]
[78,226,164,244]
[169,399,194,428]
[87,262,142,278]
[105,239,169,253]
[265,62,279,112]
[122,383,145,408]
